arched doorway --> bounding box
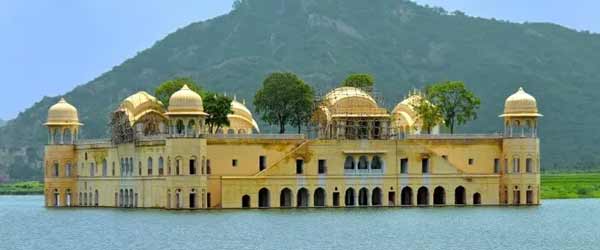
[433,186,445,205]
[473,193,482,205]
[358,188,369,206]
[242,195,251,208]
[94,190,99,206]
[372,187,382,206]
[258,188,270,208]
[345,188,355,206]
[280,188,292,208]
[314,188,326,207]
[455,186,466,205]
[297,188,309,208]
[53,189,60,207]
[526,190,534,204]
[401,187,413,206]
[417,187,429,206]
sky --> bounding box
[0,0,599,120]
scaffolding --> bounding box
[308,86,397,140]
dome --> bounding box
[500,87,542,117]
[324,87,377,107]
[45,98,82,126]
[166,85,207,116]
[117,91,165,125]
[228,99,260,132]
[322,87,387,117]
[231,100,253,120]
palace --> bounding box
[43,85,541,209]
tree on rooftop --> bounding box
[411,96,443,134]
[422,81,481,134]
[202,93,233,134]
[254,72,314,134]
[340,73,375,92]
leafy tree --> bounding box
[254,72,314,134]
[154,77,202,106]
[290,83,315,133]
[340,73,375,91]
[424,81,481,134]
[411,96,443,134]
[202,93,233,134]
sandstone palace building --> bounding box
[43,85,541,209]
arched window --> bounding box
[297,188,309,208]
[89,162,95,177]
[64,128,72,144]
[238,129,246,134]
[371,156,382,170]
[53,128,61,144]
[401,187,413,206]
[241,195,251,208]
[433,186,445,205]
[112,162,115,176]
[258,188,270,208]
[344,156,355,170]
[158,157,164,176]
[102,159,107,177]
[176,120,185,135]
[345,188,355,206]
[417,187,428,206]
[120,158,124,176]
[280,188,292,208]
[358,156,369,169]
[227,129,235,134]
[358,188,369,206]
[65,162,72,177]
[455,186,466,205]
[147,157,153,176]
[53,161,59,177]
[187,120,196,136]
[314,188,326,207]
[138,161,142,176]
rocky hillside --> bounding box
[2,0,600,180]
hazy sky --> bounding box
[1,0,598,120]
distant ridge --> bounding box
[2,0,600,179]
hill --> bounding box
[2,0,600,180]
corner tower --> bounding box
[44,98,82,207]
[164,85,209,209]
[499,87,542,205]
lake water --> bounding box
[0,196,598,250]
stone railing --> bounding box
[406,133,503,140]
[76,139,112,145]
[205,134,305,140]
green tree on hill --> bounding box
[254,72,315,134]
[340,73,375,91]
